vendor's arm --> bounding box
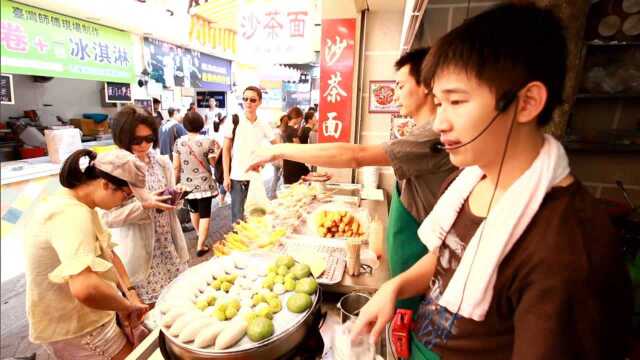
[351,250,438,342]
[383,122,453,180]
[248,143,390,172]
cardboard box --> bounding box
[70,118,110,136]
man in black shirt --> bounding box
[152,97,164,128]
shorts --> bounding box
[186,196,213,218]
[43,317,128,360]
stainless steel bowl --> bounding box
[161,288,322,360]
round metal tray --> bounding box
[153,251,320,358]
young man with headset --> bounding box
[352,3,632,360]
[247,48,455,312]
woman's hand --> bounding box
[350,280,400,343]
[118,300,149,329]
[141,189,175,211]
[223,177,231,193]
[118,295,149,329]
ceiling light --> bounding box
[166,9,174,16]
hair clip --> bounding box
[79,156,94,173]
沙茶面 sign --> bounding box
[237,0,314,64]
[318,18,356,144]
[0,0,135,83]
[144,37,231,91]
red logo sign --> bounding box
[318,18,356,143]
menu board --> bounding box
[104,82,132,103]
[1,74,14,104]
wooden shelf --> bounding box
[575,93,640,100]
[563,141,640,153]
[585,40,640,47]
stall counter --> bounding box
[127,296,395,360]
[126,190,394,360]
[323,196,390,295]
[0,139,116,185]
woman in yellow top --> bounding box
[24,149,169,360]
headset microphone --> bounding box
[430,141,444,154]
[434,90,518,151]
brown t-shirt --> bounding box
[383,122,455,220]
[414,179,632,360]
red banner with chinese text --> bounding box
[318,18,356,144]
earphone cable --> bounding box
[446,102,519,333]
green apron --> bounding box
[410,332,441,360]
[387,182,440,360]
[387,182,429,312]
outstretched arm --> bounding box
[247,143,391,172]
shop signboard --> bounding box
[189,16,236,56]
[0,0,135,83]
[104,82,132,103]
[237,0,314,64]
[318,18,356,144]
[134,98,153,114]
[143,37,231,92]
[0,73,14,104]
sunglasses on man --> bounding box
[132,135,155,145]
[242,97,258,104]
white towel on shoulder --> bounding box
[417,134,570,321]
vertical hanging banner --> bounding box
[318,18,356,144]
[237,0,314,64]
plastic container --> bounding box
[361,166,379,189]
[82,113,109,123]
[337,293,371,324]
[20,146,46,159]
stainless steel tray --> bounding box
[151,251,319,355]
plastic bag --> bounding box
[244,171,270,217]
[333,319,376,360]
